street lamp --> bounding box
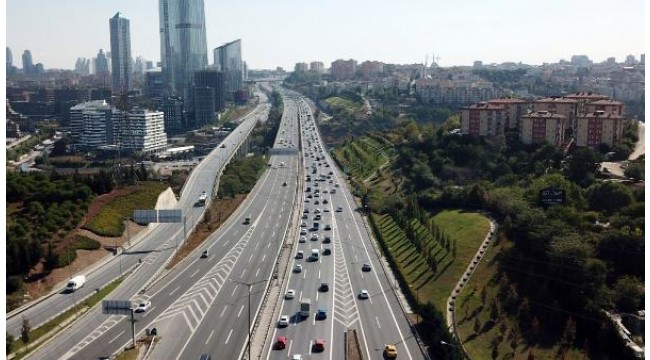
[229,279,267,360]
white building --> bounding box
[119,108,168,154]
[69,100,115,149]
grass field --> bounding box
[324,96,362,112]
[84,182,168,237]
[333,137,391,180]
[373,209,490,312]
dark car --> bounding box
[313,339,326,352]
[319,283,329,292]
[316,308,327,320]
[362,263,372,272]
[323,236,331,244]
[323,248,331,255]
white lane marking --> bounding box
[190,269,199,277]
[224,328,233,344]
[299,291,303,301]
[169,286,180,296]
[354,254,358,262]
[109,330,125,344]
[303,270,306,279]
[241,268,247,278]
[267,241,271,248]
[308,340,313,355]
[272,231,276,238]
[287,340,293,356]
[237,304,245,318]
[255,268,260,277]
[220,306,228,318]
[231,284,238,297]
[249,253,254,262]
[143,307,156,317]
[376,316,382,329]
[318,269,321,279]
[206,330,214,345]
[262,254,267,262]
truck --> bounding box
[197,191,208,206]
[66,275,86,292]
[299,298,311,318]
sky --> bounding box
[4,0,647,71]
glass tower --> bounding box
[110,12,132,93]
[159,0,208,98]
[213,39,243,99]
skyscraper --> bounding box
[110,12,132,93]
[22,50,33,74]
[95,49,110,75]
[213,39,243,100]
[158,0,208,98]
[6,47,13,75]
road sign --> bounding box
[158,209,182,223]
[102,300,132,315]
[134,209,157,224]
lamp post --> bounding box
[230,279,267,360]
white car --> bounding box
[285,289,296,299]
[134,300,151,313]
[311,233,319,241]
[291,355,302,360]
[358,290,370,300]
[300,228,307,235]
[299,236,306,243]
[293,264,303,273]
[278,315,290,327]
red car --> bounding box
[313,339,326,352]
[276,336,287,350]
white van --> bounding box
[311,249,320,261]
[66,275,86,292]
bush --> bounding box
[56,246,77,268]
[7,276,23,294]
[73,235,101,250]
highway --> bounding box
[22,90,272,359]
[265,94,423,359]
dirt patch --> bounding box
[167,194,247,268]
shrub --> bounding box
[73,235,101,250]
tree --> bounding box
[21,317,31,348]
[613,276,644,312]
[624,163,644,180]
[586,181,633,212]
[565,148,599,186]
[561,317,577,348]
[474,316,482,334]
[6,332,13,355]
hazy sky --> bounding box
[5,0,646,70]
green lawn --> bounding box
[324,96,362,112]
[333,138,389,180]
[373,209,490,312]
[84,182,168,237]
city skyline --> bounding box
[5,0,646,70]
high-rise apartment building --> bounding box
[294,63,308,73]
[159,0,208,98]
[214,39,243,99]
[145,69,165,99]
[310,61,324,73]
[330,59,357,80]
[162,96,185,134]
[110,12,132,93]
[195,69,225,111]
[520,111,566,146]
[460,102,506,137]
[22,50,33,74]
[6,47,13,75]
[95,49,110,74]
[487,97,529,129]
[69,100,115,149]
[119,108,168,154]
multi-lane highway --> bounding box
[265,95,423,359]
[21,90,272,359]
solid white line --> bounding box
[237,304,245,318]
[190,269,199,277]
[169,286,180,296]
[220,306,228,318]
[109,330,125,344]
[206,330,214,345]
[224,328,233,344]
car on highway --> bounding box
[323,248,331,255]
[302,213,308,219]
[299,236,306,243]
[319,283,329,292]
[324,224,332,231]
[296,250,304,259]
[384,344,398,359]
[311,233,319,241]
[291,355,302,360]
[199,354,212,360]
[323,236,331,244]
[358,290,370,300]
[134,300,151,313]
[275,336,288,350]
[201,250,209,258]
[278,315,290,327]
[300,228,307,235]
[285,289,295,299]
[316,308,327,320]
[300,222,307,228]
[293,264,303,273]
[312,339,326,352]
[362,263,372,272]
[336,206,343,212]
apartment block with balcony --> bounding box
[309,61,324,73]
[520,111,566,146]
[584,99,625,118]
[460,102,506,137]
[330,59,357,81]
[575,111,625,148]
[119,108,168,154]
[294,62,308,73]
[533,97,578,131]
[487,97,529,129]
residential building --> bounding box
[533,97,578,130]
[520,111,566,146]
[159,0,208,97]
[310,61,324,73]
[294,62,308,73]
[460,102,506,137]
[109,12,132,93]
[416,78,504,105]
[575,111,625,148]
[487,97,529,129]
[564,91,609,114]
[330,59,357,80]
[6,47,13,75]
[69,100,115,149]
[360,61,384,79]
[119,108,168,154]
[584,99,625,118]
[213,39,243,99]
